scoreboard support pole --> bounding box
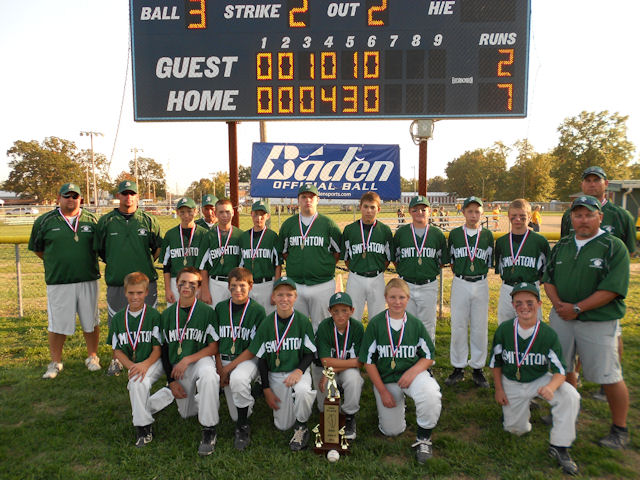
[418,139,428,196]
[410,120,435,197]
[227,121,240,228]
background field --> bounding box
[0,210,637,479]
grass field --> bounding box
[0,211,638,479]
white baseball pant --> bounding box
[316,368,364,415]
[208,278,232,309]
[128,359,175,426]
[450,276,489,369]
[345,272,386,322]
[221,358,259,421]
[501,373,580,447]
[268,369,316,431]
[174,356,220,427]
[294,279,336,332]
[372,371,442,436]
[249,280,275,315]
[497,282,543,324]
[405,279,439,343]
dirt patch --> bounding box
[33,402,66,416]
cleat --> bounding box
[472,369,489,388]
[344,415,357,440]
[135,425,153,447]
[106,358,123,376]
[412,437,433,464]
[289,424,310,451]
[198,427,217,456]
[85,355,101,372]
[548,445,578,475]
[234,424,251,451]
[444,368,464,386]
[42,362,63,379]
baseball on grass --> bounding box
[327,449,340,463]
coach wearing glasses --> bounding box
[29,183,102,379]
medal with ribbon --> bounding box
[333,321,351,360]
[359,220,376,259]
[273,312,295,367]
[411,223,429,266]
[509,230,530,275]
[217,225,233,266]
[228,298,251,355]
[180,225,196,266]
[513,317,541,381]
[125,304,147,363]
[176,300,197,356]
[463,225,482,272]
[385,311,407,370]
[250,228,267,270]
[58,208,80,242]
[298,213,318,250]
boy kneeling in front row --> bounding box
[161,267,221,456]
[490,282,581,475]
[108,272,174,447]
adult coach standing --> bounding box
[544,195,631,449]
[278,184,341,331]
[29,183,101,378]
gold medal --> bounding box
[418,257,422,265]
[74,234,79,242]
[390,358,396,369]
[511,267,515,274]
[220,257,225,265]
[177,344,182,356]
[470,263,475,272]
[132,351,136,363]
[230,343,235,354]
[275,354,280,367]
[362,251,367,259]
[516,368,521,381]
[301,244,304,250]
[183,258,187,266]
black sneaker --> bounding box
[411,437,433,464]
[106,358,123,377]
[548,445,578,475]
[234,424,251,451]
[344,415,356,440]
[198,427,217,456]
[472,369,489,388]
[598,425,630,449]
[135,425,153,447]
[289,424,310,451]
[444,368,464,386]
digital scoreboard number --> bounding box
[130,0,530,120]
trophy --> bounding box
[313,366,350,457]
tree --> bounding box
[186,178,216,203]
[427,176,448,192]
[238,165,252,183]
[4,137,83,203]
[551,111,636,200]
[400,176,415,192]
[504,140,556,201]
[128,157,166,199]
[445,143,508,200]
[213,171,230,199]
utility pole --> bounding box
[80,131,103,207]
[130,147,143,192]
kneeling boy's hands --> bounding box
[169,381,187,399]
[379,386,396,408]
[494,388,509,406]
[318,375,327,393]
[264,387,281,410]
[128,362,149,381]
[172,358,190,379]
[284,369,302,387]
[537,385,555,401]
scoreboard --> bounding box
[130,0,530,120]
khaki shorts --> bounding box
[549,308,622,384]
[47,280,99,335]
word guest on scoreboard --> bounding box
[130,0,530,120]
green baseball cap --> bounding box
[176,197,197,209]
[463,196,483,208]
[202,194,218,207]
[273,276,297,291]
[510,282,540,300]
[251,200,270,213]
[117,180,138,194]
[409,195,430,208]
[59,183,81,196]
[298,184,319,196]
[582,166,607,180]
[571,195,602,212]
[329,292,353,308]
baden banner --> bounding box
[250,143,401,200]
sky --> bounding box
[1,0,639,195]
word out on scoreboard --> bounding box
[130,0,530,120]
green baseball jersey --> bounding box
[249,310,317,373]
[543,232,629,322]
[195,218,216,231]
[161,224,210,277]
[359,309,435,384]
[341,220,393,273]
[279,213,341,285]
[490,319,566,383]
[160,300,218,365]
[28,209,100,285]
[238,228,282,279]
[94,209,162,286]
[561,201,636,253]
[494,231,550,284]
[108,306,162,361]
[448,226,494,276]
[316,317,364,360]
[393,223,449,281]
[213,298,266,357]
[198,226,243,277]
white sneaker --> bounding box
[43,362,63,379]
[85,355,101,372]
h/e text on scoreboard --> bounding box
[130,0,530,121]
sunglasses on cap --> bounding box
[120,191,137,196]
[62,193,80,199]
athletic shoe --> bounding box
[472,369,489,388]
[344,415,357,440]
[412,437,433,464]
[42,362,63,379]
[289,424,310,451]
[84,355,101,372]
[548,445,578,475]
[444,368,464,386]
[198,427,217,456]
[592,386,607,402]
[234,424,251,451]
[106,358,123,376]
[135,425,153,447]
[598,426,630,449]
